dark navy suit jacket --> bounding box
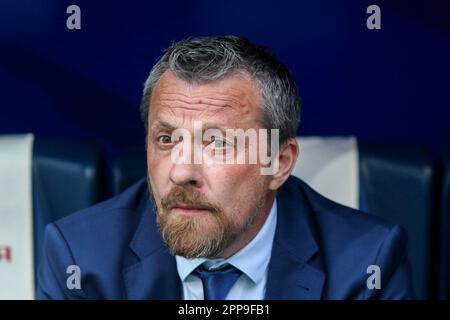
[37,176,414,299]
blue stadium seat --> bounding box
[439,145,450,299]
[33,139,103,279]
[359,144,434,299]
[112,142,435,299]
[112,144,146,196]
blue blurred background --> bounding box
[1,0,449,178]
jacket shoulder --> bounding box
[37,178,150,299]
[280,176,412,299]
[55,178,148,231]
[282,175,402,238]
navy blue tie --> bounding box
[193,264,242,300]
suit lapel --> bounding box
[123,247,182,299]
[122,196,182,299]
[264,250,325,300]
[265,177,326,299]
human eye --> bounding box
[211,136,232,149]
[157,134,173,145]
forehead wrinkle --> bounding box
[150,73,262,129]
[158,79,252,97]
[161,87,251,99]
[155,95,256,129]
[161,102,234,112]
[151,108,261,136]
[157,103,233,124]
[159,92,245,111]
[154,70,260,104]
[151,114,230,133]
[164,106,229,128]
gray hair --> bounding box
[140,35,300,142]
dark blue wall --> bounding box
[1,0,449,158]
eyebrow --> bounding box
[151,120,228,133]
[151,120,177,132]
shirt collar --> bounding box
[176,199,278,284]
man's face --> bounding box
[146,71,274,259]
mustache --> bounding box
[160,186,222,214]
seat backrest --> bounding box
[33,139,103,279]
[0,134,34,299]
[112,144,146,196]
[439,145,450,299]
[359,144,434,299]
[292,137,359,209]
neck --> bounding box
[219,191,276,259]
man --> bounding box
[37,36,414,299]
